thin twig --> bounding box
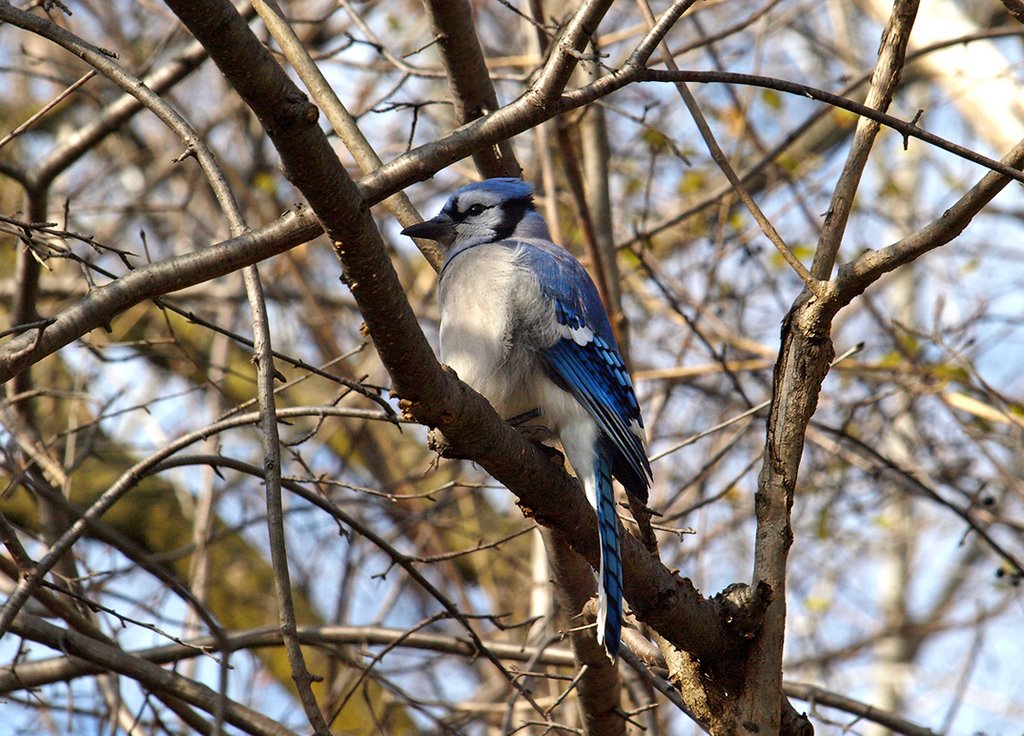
[0,70,96,151]
[635,0,822,295]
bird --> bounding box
[402,177,652,660]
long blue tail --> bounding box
[593,451,623,660]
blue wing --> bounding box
[519,242,652,502]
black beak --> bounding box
[401,214,456,246]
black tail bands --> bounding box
[594,448,623,660]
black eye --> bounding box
[466,203,486,216]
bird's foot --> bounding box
[506,408,551,442]
[504,410,563,464]
[507,408,542,427]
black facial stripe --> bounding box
[491,196,532,241]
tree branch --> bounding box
[810,0,920,280]
[250,0,437,264]
[836,136,1024,298]
[10,612,297,736]
[543,530,625,736]
[528,0,615,108]
[421,0,520,177]
[3,63,1021,383]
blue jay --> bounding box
[402,178,651,660]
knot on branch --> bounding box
[427,426,466,461]
[631,576,685,624]
[715,581,771,640]
[515,499,538,521]
[782,707,814,736]
[283,90,316,123]
[396,397,419,422]
[265,91,318,136]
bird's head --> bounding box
[402,178,549,250]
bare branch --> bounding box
[784,682,941,736]
[3,64,1022,384]
[811,0,920,279]
[250,0,437,264]
[420,0,520,177]
[635,0,823,295]
[837,136,1024,297]
[10,613,298,736]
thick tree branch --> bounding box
[739,89,1024,736]
[528,0,614,108]
[738,4,919,729]
[739,291,835,734]
[250,0,437,264]
[1000,0,1024,23]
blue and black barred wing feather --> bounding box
[544,302,651,502]
[522,242,652,502]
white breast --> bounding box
[439,244,544,419]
